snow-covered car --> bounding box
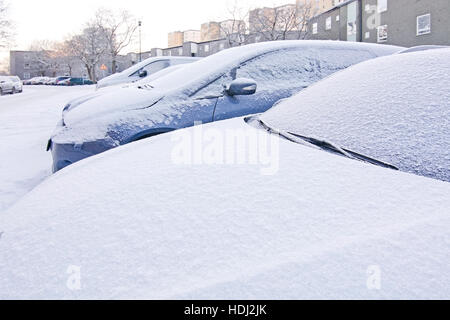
[8,76,23,93]
[48,40,401,172]
[53,76,70,85]
[1,49,449,300]
[57,78,71,86]
[0,76,14,95]
[96,56,201,90]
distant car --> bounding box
[30,77,49,85]
[96,56,201,90]
[8,76,23,93]
[0,76,14,95]
[66,78,94,86]
[44,77,57,85]
[49,40,402,172]
[54,76,71,85]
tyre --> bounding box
[0,88,3,96]
[11,87,16,94]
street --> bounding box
[0,86,94,212]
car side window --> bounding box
[131,60,170,77]
[235,48,374,91]
[191,72,233,99]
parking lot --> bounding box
[0,85,94,212]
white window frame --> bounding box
[325,17,332,30]
[378,0,387,13]
[416,13,431,36]
[312,22,318,34]
[377,25,388,43]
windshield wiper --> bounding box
[287,132,398,170]
[256,119,398,171]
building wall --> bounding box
[361,0,450,47]
[183,30,202,43]
[308,0,449,47]
[168,31,184,48]
[9,50,132,80]
[201,22,221,42]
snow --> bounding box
[0,86,95,213]
[261,48,450,182]
[1,117,449,299]
[55,41,402,145]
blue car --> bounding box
[48,40,401,172]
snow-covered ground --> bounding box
[0,86,94,213]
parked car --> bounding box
[54,76,71,85]
[4,49,450,300]
[8,76,23,93]
[58,78,94,86]
[49,40,401,172]
[96,56,201,90]
[0,76,14,95]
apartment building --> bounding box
[168,31,184,48]
[219,19,247,37]
[183,30,202,43]
[308,0,450,46]
[201,21,221,42]
[249,4,298,33]
[10,50,131,80]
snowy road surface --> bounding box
[0,86,94,213]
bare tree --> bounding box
[53,40,78,76]
[28,40,59,76]
[296,1,317,40]
[67,24,108,82]
[0,0,13,48]
[250,3,313,42]
[220,1,249,47]
[95,8,137,74]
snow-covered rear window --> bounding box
[192,48,375,98]
[260,49,450,182]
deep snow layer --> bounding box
[0,86,95,212]
[1,118,449,299]
[261,48,450,182]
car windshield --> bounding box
[258,49,450,182]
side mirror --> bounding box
[138,70,148,78]
[226,78,257,96]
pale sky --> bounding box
[1,0,292,61]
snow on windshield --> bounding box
[261,49,450,182]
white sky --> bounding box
[1,0,292,60]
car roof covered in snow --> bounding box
[149,40,402,95]
[1,116,449,299]
[260,48,450,182]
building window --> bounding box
[417,14,431,36]
[365,31,370,39]
[336,15,340,22]
[378,0,387,13]
[377,25,388,42]
[204,44,210,53]
[178,48,183,55]
[326,17,332,30]
[312,23,318,34]
[219,43,224,50]
[23,72,30,79]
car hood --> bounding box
[2,117,449,299]
[63,87,166,127]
